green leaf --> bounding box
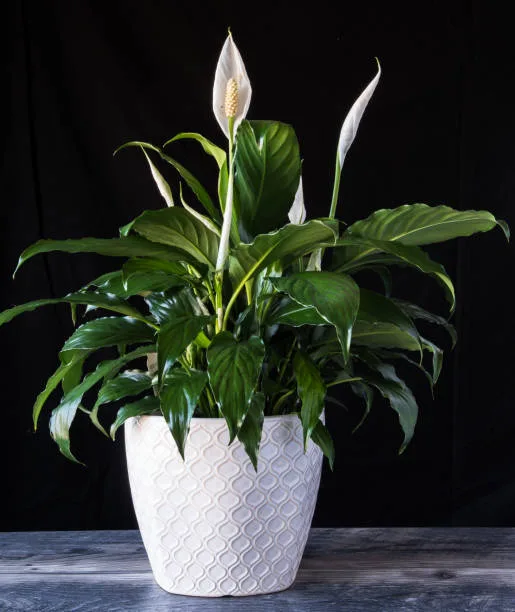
[293,351,327,449]
[61,317,155,353]
[124,207,220,269]
[32,350,89,431]
[237,392,265,472]
[359,358,419,453]
[49,344,154,462]
[0,292,144,328]
[234,120,301,240]
[310,419,335,470]
[157,315,211,384]
[334,236,456,312]
[346,203,508,245]
[207,332,265,442]
[267,297,326,327]
[160,368,208,458]
[393,299,457,348]
[229,219,338,290]
[110,395,160,440]
[352,320,421,351]
[358,289,423,358]
[350,381,374,433]
[14,235,192,277]
[60,349,89,395]
[163,132,227,169]
[271,272,360,363]
[144,287,202,324]
[115,141,219,220]
[122,257,188,279]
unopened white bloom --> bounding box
[288,178,306,224]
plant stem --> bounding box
[329,156,342,220]
[327,376,362,387]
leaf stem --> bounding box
[327,376,363,387]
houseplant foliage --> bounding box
[1,33,509,473]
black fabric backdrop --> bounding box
[2,0,515,530]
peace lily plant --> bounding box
[1,33,509,473]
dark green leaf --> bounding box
[393,299,457,348]
[163,132,227,169]
[61,317,155,353]
[293,351,327,449]
[144,287,202,325]
[346,203,508,245]
[237,392,265,472]
[124,207,220,269]
[49,344,154,463]
[14,235,192,277]
[271,272,360,363]
[96,370,152,407]
[267,297,326,327]
[310,419,335,470]
[0,292,143,328]
[234,120,301,240]
[157,315,211,384]
[160,368,208,458]
[352,321,421,351]
[350,381,374,433]
[207,332,265,442]
[110,396,160,440]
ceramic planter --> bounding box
[124,413,323,597]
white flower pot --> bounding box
[124,413,323,597]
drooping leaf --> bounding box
[358,289,422,357]
[110,395,160,440]
[14,235,192,277]
[115,141,219,220]
[393,299,457,348]
[122,257,188,279]
[123,207,220,269]
[229,219,338,291]
[334,236,456,312]
[0,292,144,328]
[213,33,252,139]
[145,287,203,325]
[237,391,265,471]
[310,418,335,470]
[207,332,265,442]
[271,272,360,363]
[157,315,211,385]
[234,120,301,240]
[346,203,508,246]
[350,381,375,433]
[60,349,89,395]
[293,351,326,449]
[160,368,208,459]
[61,317,155,353]
[163,132,227,169]
[352,320,421,351]
[178,183,221,236]
[32,350,89,431]
[50,345,154,462]
[267,297,326,327]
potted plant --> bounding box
[0,32,508,597]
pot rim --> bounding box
[134,413,302,422]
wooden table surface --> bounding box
[1,528,515,611]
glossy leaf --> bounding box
[237,392,265,471]
[124,207,220,269]
[178,183,221,237]
[50,345,154,462]
[293,351,326,449]
[160,368,208,458]
[310,418,335,470]
[234,120,301,240]
[393,299,457,347]
[352,320,421,351]
[95,370,152,407]
[358,289,422,357]
[157,315,211,384]
[110,396,160,440]
[0,292,144,328]
[229,219,338,290]
[61,317,155,353]
[268,297,326,327]
[145,287,202,325]
[32,350,89,430]
[163,132,226,169]
[346,203,508,246]
[14,235,191,277]
[271,272,360,363]
[207,332,265,442]
[213,33,252,138]
[350,381,374,432]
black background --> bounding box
[2,0,515,530]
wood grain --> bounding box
[1,528,515,610]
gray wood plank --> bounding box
[1,529,515,611]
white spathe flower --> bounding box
[213,33,252,138]
[288,177,306,224]
[338,59,381,168]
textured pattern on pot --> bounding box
[125,413,323,596]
